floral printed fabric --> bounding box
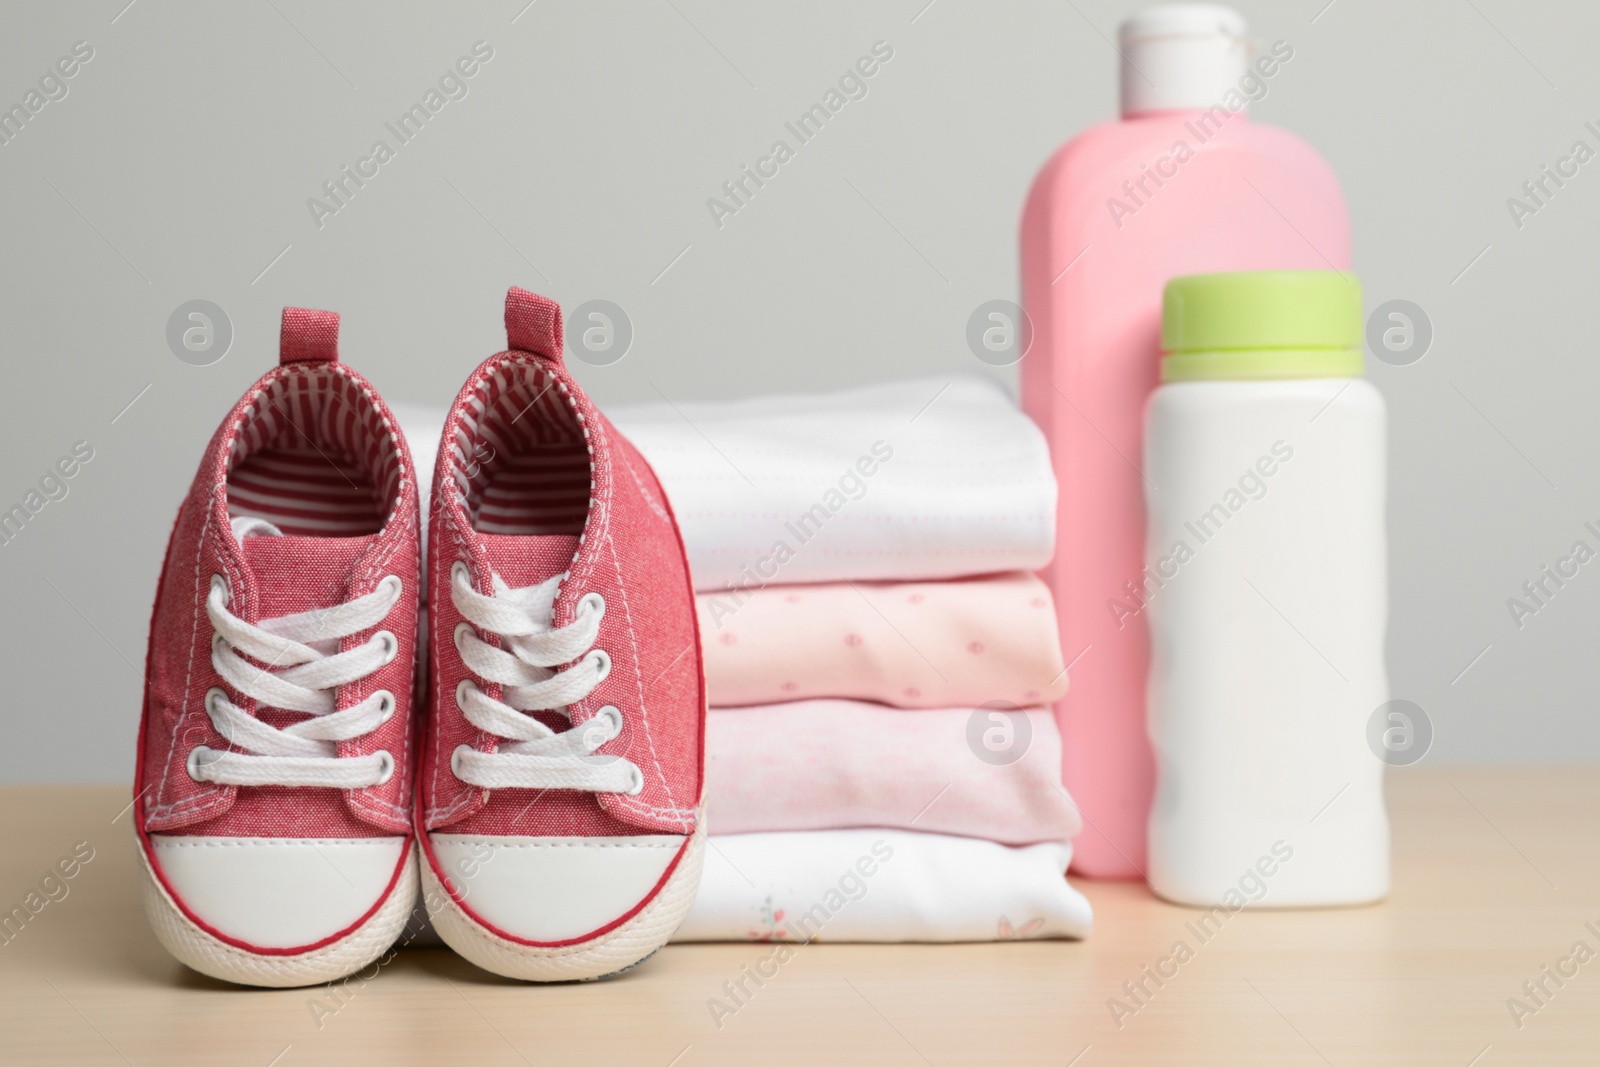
[672,828,1092,942]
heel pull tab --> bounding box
[505,287,564,362]
[280,308,340,364]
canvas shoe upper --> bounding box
[418,288,705,980]
[133,308,421,988]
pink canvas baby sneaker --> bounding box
[418,287,706,981]
[134,309,421,988]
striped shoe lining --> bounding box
[451,360,590,536]
[225,367,402,537]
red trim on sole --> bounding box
[137,828,412,957]
[415,823,690,949]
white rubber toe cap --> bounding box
[148,835,408,951]
[429,834,688,944]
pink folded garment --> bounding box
[706,701,1081,845]
[697,572,1070,709]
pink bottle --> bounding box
[1020,3,1350,879]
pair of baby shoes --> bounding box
[132,289,705,987]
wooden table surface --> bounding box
[1,768,1596,1065]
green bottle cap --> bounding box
[1160,270,1363,382]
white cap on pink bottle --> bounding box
[1118,3,1249,117]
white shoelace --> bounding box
[449,561,643,795]
[189,525,403,789]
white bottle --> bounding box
[1143,271,1389,908]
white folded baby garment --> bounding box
[606,375,1056,589]
[672,828,1092,942]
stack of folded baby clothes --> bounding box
[606,376,1093,942]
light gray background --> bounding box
[0,0,1592,781]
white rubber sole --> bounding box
[422,819,705,982]
[138,838,420,989]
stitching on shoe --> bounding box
[431,838,681,850]
[602,533,684,821]
[592,414,695,826]
[347,480,416,825]
[151,497,213,817]
[151,837,405,849]
[622,448,671,523]
[150,492,242,822]
[433,354,596,824]
[152,362,416,826]
[430,484,484,823]
[425,356,699,828]
[580,410,689,822]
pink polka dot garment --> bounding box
[696,571,1069,709]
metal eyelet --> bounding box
[578,592,606,620]
[204,687,227,716]
[586,648,611,682]
[373,750,395,785]
[209,573,229,600]
[186,746,215,782]
[378,574,403,602]
[624,765,644,796]
[582,706,622,750]
[454,622,474,651]
[374,690,396,722]
[450,744,470,780]
[375,630,399,665]
[455,679,476,711]
[451,561,471,588]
